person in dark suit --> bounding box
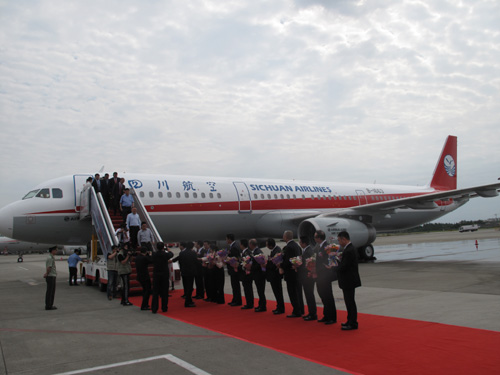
[101,173,110,209]
[92,173,102,194]
[337,231,361,330]
[299,236,317,321]
[211,243,226,304]
[282,230,303,318]
[240,239,254,310]
[135,246,152,310]
[193,240,205,299]
[226,234,242,306]
[314,230,337,325]
[174,241,198,307]
[265,238,285,314]
[151,242,173,313]
[249,239,266,312]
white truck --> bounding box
[459,224,479,232]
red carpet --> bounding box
[130,291,500,374]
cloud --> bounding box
[0,0,499,223]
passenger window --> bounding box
[23,190,39,200]
[254,194,258,199]
[193,192,198,198]
[301,195,305,200]
[149,192,154,198]
[280,194,284,199]
[209,193,214,199]
[292,194,296,199]
[158,192,163,198]
[201,193,206,198]
[286,194,290,199]
[167,192,172,198]
[217,193,221,199]
[185,192,189,198]
[274,194,278,199]
[176,192,181,198]
[267,194,271,199]
[52,189,63,198]
[36,189,50,198]
[139,191,145,198]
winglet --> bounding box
[430,135,457,191]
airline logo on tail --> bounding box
[444,155,456,177]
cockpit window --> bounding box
[22,190,40,200]
[36,188,50,198]
[52,188,63,198]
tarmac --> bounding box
[0,229,499,375]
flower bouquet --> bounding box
[253,253,267,271]
[206,253,215,267]
[305,254,317,278]
[216,249,228,260]
[225,256,240,272]
[241,255,253,275]
[325,244,342,267]
[290,256,303,272]
[270,252,283,266]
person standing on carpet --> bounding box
[175,241,198,307]
[135,246,152,310]
[117,243,133,306]
[266,238,285,315]
[240,239,254,310]
[152,242,173,314]
[226,234,242,307]
[314,230,337,325]
[299,236,317,321]
[282,230,304,318]
[44,246,58,310]
[249,239,266,312]
[337,231,361,330]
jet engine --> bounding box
[298,217,377,260]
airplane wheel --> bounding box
[360,244,374,260]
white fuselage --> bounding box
[0,173,461,245]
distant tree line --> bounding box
[397,219,499,233]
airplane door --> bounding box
[233,182,252,213]
[356,190,368,206]
[73,174,92,212]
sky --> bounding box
[0,0,499,224]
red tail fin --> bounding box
[430,135,457,191]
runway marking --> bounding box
[17,266,29,270]
[0,327,225,339]
[52,354,211,375]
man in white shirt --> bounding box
[126,207,141,248]
[137,222,154,252]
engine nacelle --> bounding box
[298,217,376,249]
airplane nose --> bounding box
[0,204,14,238]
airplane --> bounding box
[0,135,498,260]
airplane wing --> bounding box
[317,181,500,218]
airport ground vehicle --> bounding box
[459,224,479,232]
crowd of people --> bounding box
[104,229,361,331]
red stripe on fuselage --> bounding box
[23,193,452,215]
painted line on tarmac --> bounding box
[0,327,225,339]
[52,354,211,375]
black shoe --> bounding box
[287,314,302,318]
[254,307,267,312]
[341,322,348,327]
[304,315,317,321]
[273,310,284,315]
[152,310,157,314]
[185,303,196,308]
[194,296,204,299]
[241,305,253,310]
[318,318,327,323]
[123,302,133,306]
[324,320,337,325]
[341,324,358,330]
[45,306,57,310]
[141,307,151,311]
